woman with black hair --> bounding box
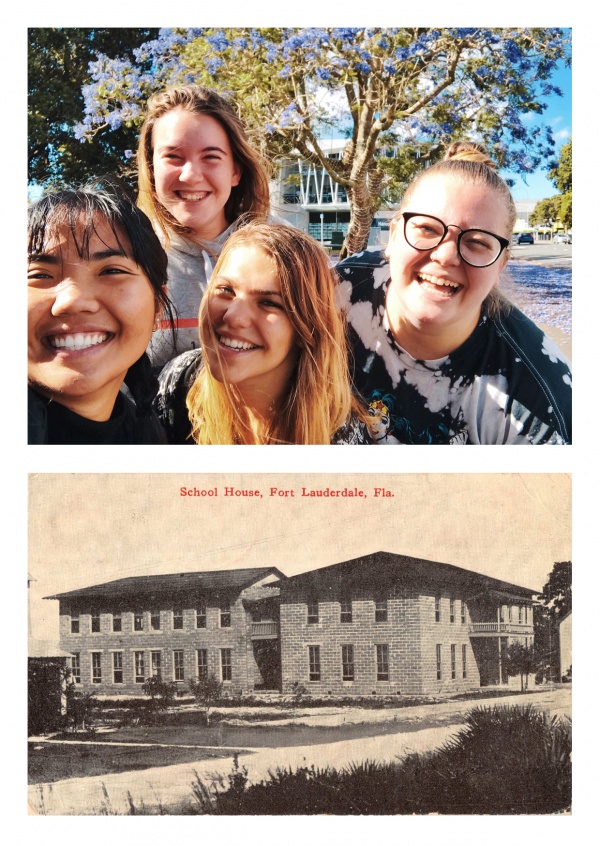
[28,186,175,444]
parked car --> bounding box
[517,232,534,245]
[553,233,571,244]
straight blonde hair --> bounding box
[187,223,360,444]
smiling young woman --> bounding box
[136,85,271,369]
[154,223,369,445]
[27,186,174,444]
[336,142,572,445]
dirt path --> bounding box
[28,687,570,815]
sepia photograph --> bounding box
[28,473,571,816]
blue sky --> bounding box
[503,60,572,201]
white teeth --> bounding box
[48,333,109,351]
[179,192,209,201]
[219,336,258,351]
[419,273,460,289]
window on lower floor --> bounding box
[451,644,456,680]
[376,644,389,681]
[134,611,144,632]
[436,644,442,681]
[71,653,81,684]
[70,612,80,634]
[462,644,467,679]
[307,601,319,625]
[221,648,232,682]
[197,649,208,679]
[308,645,321,681]
[151,650,161,678]
[220,601,231,628]
[174,650,185,681]
[340,600,352,624]
[173,609,183,630]
[342,644,354,681]
[196,603,206,629]
[112,612,122,632]
[91,612,100,633]
[134,651,145,683]
[91,652,102,684]
[151,610,161,631]
[375,599,387,623]
[113,652,123,684]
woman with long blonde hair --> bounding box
[155,222,368,444]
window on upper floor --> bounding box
[340,600,352,624]
[70,612,80,634]
[308,645,321,681]
[71,653,81,684]
[518,606,523,625]
[376,644,389,681]
[134,611,144,632]
[151,610,161,631]
[173,609,183,630]
[112,612,122,632]
[91,612,100,633]
[196,603,207,629]
[375,599,387,623]
[91,652,102,684]
[342,645,354,681]
[220,601,231,628]
[435,596,441,623]
[307,601,319,625]
[461,601,466,625]
[173,650,184,681]
[449,600,455,624]
[113,652,123,684]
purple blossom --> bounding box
[206,31,229,52]
[316,67,332,81]
[205,56,225,76]
[383,59,397,75]
[124,149,134,159]
[355,61,371,74]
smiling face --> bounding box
[386,174,510,357]
[28,217,158,421]
[203,244,299,408]
[152,108,241,241]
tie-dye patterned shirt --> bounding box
[337,250,572,445]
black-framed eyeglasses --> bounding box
[401,212,509,268]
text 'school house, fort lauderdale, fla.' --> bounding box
[46,551,535,697]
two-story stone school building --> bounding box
[45,552,535,697]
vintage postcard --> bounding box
[28,472,571,816]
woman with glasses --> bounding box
[336,142,572,444]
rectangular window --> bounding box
[375,599,387,623]
[113,652,123,684]
[91,611,100,633]
[308,646,321,681]
[307,601,319,625]
[462,644,467,679]
[435,596,441,623]
[221,648,232,682]
[342,645,354,681]
[112,612,122,633]
[196,603,206,629]
[508,605,513,623]
[436,644,442,681]
[151,650,161,678]
[134,611,144,631]
[173,609,183,630]
[340,600,352,624]
[451,644,456,680]
[461,601,466,625]
[499,606,505,623]
[71,653,81,684]
[518,606,523,625]
[220,601,231,628]
[91,652,102,684]
[525,606,529,625]
[151,610,161,631]
[70,612,80,634]
[173,650,184,681]
[134,651,145,683]
[376,644,389,681]
[449,599,455,624]
[197,649,208,679]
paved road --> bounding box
[28,687,570,815]
[510,242,572,264]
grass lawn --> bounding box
[28,741,243,785]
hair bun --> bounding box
[443,141,497,171]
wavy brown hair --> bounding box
[137,85,270,246]
[186,223,361,444]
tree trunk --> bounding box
[338,174,379,261]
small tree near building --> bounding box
[505,641,536,692]
[189,674,222,726]
[142,676,178,710]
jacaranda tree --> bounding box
[73,27,570,258]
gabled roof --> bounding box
[45,567,286,602]
[281,551,536,598]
